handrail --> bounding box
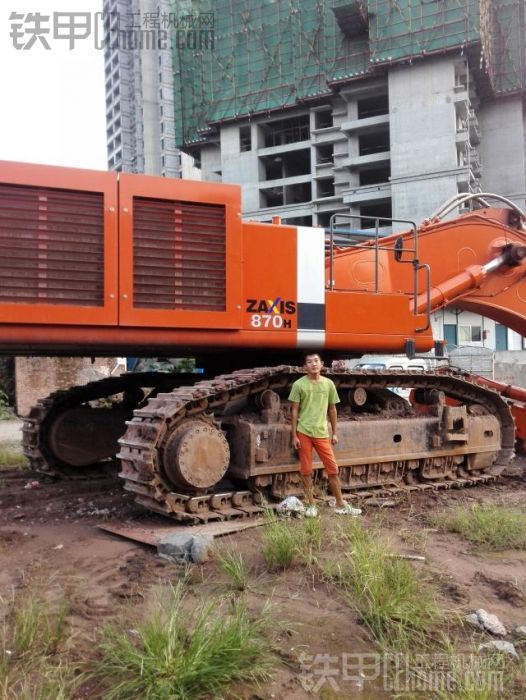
[327,212,430,331]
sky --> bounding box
[0,1,107,170]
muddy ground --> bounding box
[1,420,526,698]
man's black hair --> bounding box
[301,351,323,365]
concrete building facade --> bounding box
[102,0,199,178]
[199,55,525,231]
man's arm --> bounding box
[290,402,301,449]
[328,404,338,444]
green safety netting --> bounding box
[170,0,525,148]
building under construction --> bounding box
[104,0,526,350]
[171,0,525,226]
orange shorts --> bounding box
[297,432,338,477]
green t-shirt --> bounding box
[288,375,340,438]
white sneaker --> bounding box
[305,505,319,518]
[334,502,362,516]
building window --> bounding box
[282,215,313,226]
[359,166,390,186]
[459,325,482,343]
[314,110,333,129]
[316,145,333,164]
[359,129,390,155]
[259,148,310,180]
[359,201,392,229]
[317,178,335,198]
[358,94,388,119]
[261,115,310,148]
[240,126,251,152]
[260,186,284,208]
[317,212,337,228]
[285,181,311,204]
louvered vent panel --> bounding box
[133,197,226,311]
[0,183,104,306]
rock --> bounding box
[465,610,508,636]
[475,609,507,637]
[190,535,213,564]
[158,533,192,562]
[478,641,519,659]
[465,613,483,630]
[515,626,526,638]
[157,533,213,564]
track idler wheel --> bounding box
[48,406,129,467]
[162,419,230,491]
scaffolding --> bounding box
[486,0,526,94]
[171,0,526,148]
[368,0,480,63]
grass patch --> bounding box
[10,592,69,659]
[0,447,28,470]
[94,581,276,699]
[0,587,78,699]
[296,514,324,565]
[431,504,526,550]
[261,510,326,570]
[330,519,441,651]
[217,548,250,591]
[262,511,297,571]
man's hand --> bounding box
[292,435,301,450]
[331,433,339,445]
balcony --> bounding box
[341,113,390,134]
[257,140,311,158]
[469,149,482,176]
[339,150,391,170]
[311,126,347,145]
[314,162,334,178]
[468,111,481,144]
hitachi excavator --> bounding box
[1,160,526,522]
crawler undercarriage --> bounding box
[22,367,514,523]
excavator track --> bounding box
[22,372,199,478]
[118,366,515,523]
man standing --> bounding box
[288,353,361,517]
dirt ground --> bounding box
[1,420,526,698]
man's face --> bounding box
[304,354,323,374]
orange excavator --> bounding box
[1,160,526,522]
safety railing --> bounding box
[327,213,431,332]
